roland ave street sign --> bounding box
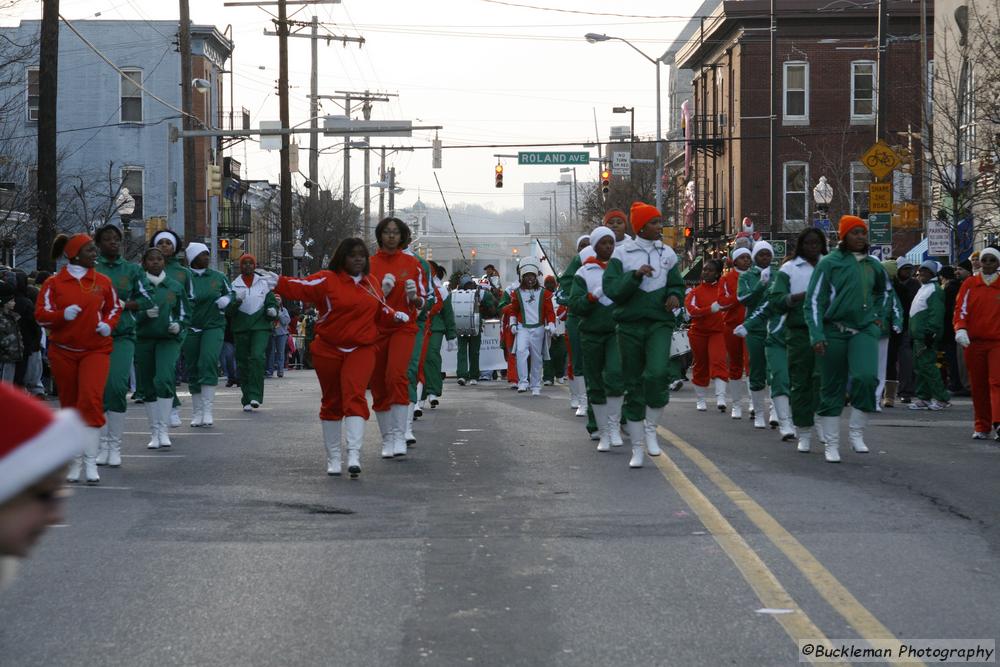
[517,151,590,165]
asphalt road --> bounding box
[1,373,997,666]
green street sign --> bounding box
[517,151,590,165]
[770,239,787,267]
[868,213,892,245]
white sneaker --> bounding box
[928,399,950,411]
[669,379,684,392]
[243,404,253,412]
[575,403,588,417]
[531,388,541,396]
[428,394,439,408]
[908,399,930,410]
[517,385,528,393]
[469,379,478,386]
[972,431,990,440]
[250,400,261,409]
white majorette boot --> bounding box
[569,377,581,409]
[627,421,646,468]
[428,394,439,408]
[592,402,611,452]
[344,416,365,479]
[574,379,588,417]
[83,427,100,485]
[146,402,161,449]
[848,407,870,453]
[105,411,125,467]
[201,386,216,427]
[819,416,841,463]
[773,395,796,441]
[375,410,394,459]
[729,380,744,419]
[405,403,417,446]
[190,393,204,427]
[66,453,83,483]
[322,420,342,476]
[768,400,779,429]
[694,385,707,411]
[607,395,625,447]
[644,406,663,456]
[413,383,424,418]
[169,406,182,428]
[156,397,173,448]
[751,390,768,429]
[713,377,728,412]
[392,404,408,456]
[813,413,826,444]
[96,415,110,466]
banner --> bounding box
[441,320,506,375]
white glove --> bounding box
[145,306,160,319]
[393,310,410,323]
[167,322,181,335]
[592,286,605,301]
[96,322,112,337]
[710,302,722,313]
[258,270,279,290]
[760,268,771,284]
[215,295,231,310]
[511,324,520,335]
[266,307,277,318]
[64,304,82,321]
[955,329,971,348]
[733,324,748,338]
[446,339,457,352]
[405,279,418,300]
[381,273,396,297]
[545,323,556,335]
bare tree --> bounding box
[292,180,359,274]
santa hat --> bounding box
[629,202,661,235]
[185,242,210,265]
[838,215,867,239]
[0,383,87,505]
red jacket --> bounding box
[685,281,726,334]
[953,274,1000,343]
[507,288,556,327]
[369,249,426,334]
[717,269,745,328]
[35,267,122,353]
[275,271,394,349]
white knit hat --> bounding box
[518,260,541,278]
[731,247,751,262]
[185,242,210,265]
[588,226,615,250]
[752,240,774,259]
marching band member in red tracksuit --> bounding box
[368,218,426,459]
[269,238,402,479]
[952,246,1000,441]
[685,258,730,412]
[717,247,753,418]
[35,234,122,485]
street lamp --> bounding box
[586,33,665,213]
[115,187,136,258]
[813,176,834,237]
[559,167,578,229]
[292,238,305,276]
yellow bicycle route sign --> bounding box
[861,140,900,180]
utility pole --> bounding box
[309,16,319,228]
[179,0,196,243]
[379,148,386,222]
[342,93,351,219]
[387,166,396,216]
[277,0,293,275]
[36,0,59,271]
[363,94,371,241]
[768,0,776,228]
[875,0,888,141]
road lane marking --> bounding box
[657,425,920,666]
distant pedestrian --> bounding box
[231,254,277,410]
[266,295,290,378]
[909,260,950,410]
[888,258,920,404]
[0,281,23,383]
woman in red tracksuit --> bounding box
[368,217,426,459]
[952,246,1000,441]
[35,233,122,485]
[685,258,729,413]
[717,247,753,418]
[270,238,401,479]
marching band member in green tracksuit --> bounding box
[908,260,951,410]
[134,247,189,450]
[94,224,149,468]
[805,215,891,463]
[568,226,625,452]
[404,250,436,446]
[231,253,278,412]
[558,234,592,419]
[603,202,685,469]
[151,230,193,428]
[737,240,775,429]
[182,242,235,428]
[423,263,457,408]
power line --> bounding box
[478,0,722,20]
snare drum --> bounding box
[452,289,482,336]
[670,329,691,358]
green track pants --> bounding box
[457,335,480,381]
[746,332,768,392]
[817,324,879,416]
[235,330,270,406]
[183,328,224,394]
[408,321,428,403]
[566,315,584,377]
[618,320,673,422]
[581,330,624,405]
[765,341,789,398]
[136,337,181,400]
[786,326,820,428]
[543,335,567,383]
[103,337,135,414]
[913,340,951,403]
[423,331,446,398]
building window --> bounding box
[850,162,871,216]
[26,67,39,122]
[783,162,809,231]
[782,61,809,124]
[121,167,144,218]
[120,69,143,123]
[851,61,876,123]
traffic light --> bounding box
[495,163,503,188]
[601,169,611,195]
[471,248,477,259]
[207,164,222,195]
[219,238,231,252]
[683,226,693,238]
[232,238,244,255]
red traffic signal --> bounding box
[683,227,693,238]
[601,169,611,195]
[219,238,231,250]
[495,163,503,188]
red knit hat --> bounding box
[603,209,627,226]
[64,233,92,260]
[0,383,87,505]
[838,215,867,239]
[238,253,257,266]
[630,202,661,235]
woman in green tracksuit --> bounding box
[603,202,685,469]
[423,263,457,407]
[568,226,624,453]
[908,260,951,410]
[230,253,278,412]
[94,224,149,468]
[737,240,775,429]
[182,242,235,428]
[805,215,890,463]
[151,230,193,427]
[558,234,593,420]
[134,247,189,450]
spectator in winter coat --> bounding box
[0,281,24,382]
[940,265,969,395]
[888,259,921,403]
[266,296,291,378]
[10,271,42,394]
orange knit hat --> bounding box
[64,233,92,260]
[838,215,866,239]
[603,209,627,226]
[629,202,661,235]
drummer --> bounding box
[455,275,497,386]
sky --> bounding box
[9,0,703,213]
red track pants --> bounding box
[964,341,1000,433]
[48,345,111,428]
[691,331,729,387]
[370,329,416,411]
[311,337,376,421]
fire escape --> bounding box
[690,64,726,243]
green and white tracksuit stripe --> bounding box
[909,280,950,403]
[96,255,149,414]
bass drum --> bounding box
[670,328,691,358]
[452,289,482,336]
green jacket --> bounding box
[602,238,685,325]
[96,255,148,339]
[188,268,235,331]
[430,292,458,339]
[569,264,616,334]
[879,282,904,338]
[908,281,944,343]
[556,255,583,306]
[805,248,889,345]
[737,265,772,336]
[135,274,189,340]
[164,256,193,298]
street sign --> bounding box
[869,244,893,261]
[612,151,631,176]
[861,140,901,180]
[259,121,282,151]
[868,182,892,213]
[927,219,952,257]
[517,151,589,165]
[770,239,787,266]
[868,213,892,245]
